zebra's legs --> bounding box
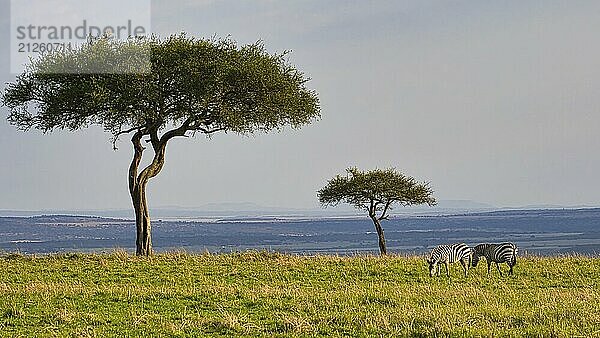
[509,263,514,275]
[487,261,492,275]
[443,261,449,277]
[496,262,503,276]
[460,258,468,277]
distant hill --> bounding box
[1,200,597,219]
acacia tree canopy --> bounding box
[3,35,320,141]
[318,168,436,218]
[2,34,320,255]
[318,167,435,255]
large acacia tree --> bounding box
[2,35,320,255]
[318,168,435,255]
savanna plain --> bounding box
[0,251,598,337]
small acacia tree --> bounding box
[318,168,435,255]
[2,34,320,255]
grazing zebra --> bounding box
[427,243,473,277]
[472,243,518,276]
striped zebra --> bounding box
[427,243,473,277]
[472,243,518,276]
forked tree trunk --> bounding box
[128,130,168,256]
[370,216,387,255]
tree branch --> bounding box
[137,143,167,187]
[112,126,143,150]
[378,200,393,221]
[194,126,226,134]
[373,200,382,212]
[136,119,191,186]
[159,118,193,144]
[128,130,145,194]
[369,199,375,218]
[149,127,161,152]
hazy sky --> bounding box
[1,0,599,210]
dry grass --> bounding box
[0,251,599,337]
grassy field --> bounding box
[0,251,599,337]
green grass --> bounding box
[0,251,599,337]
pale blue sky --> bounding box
[1,0,599,210]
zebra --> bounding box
[471,242,518,276]
[427,243,473,277]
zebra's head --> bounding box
[471,245,484,267]
[426,257,436,277]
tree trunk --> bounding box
[131,182,152,256]
[370,216,387,255]
[128,130,169,256]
